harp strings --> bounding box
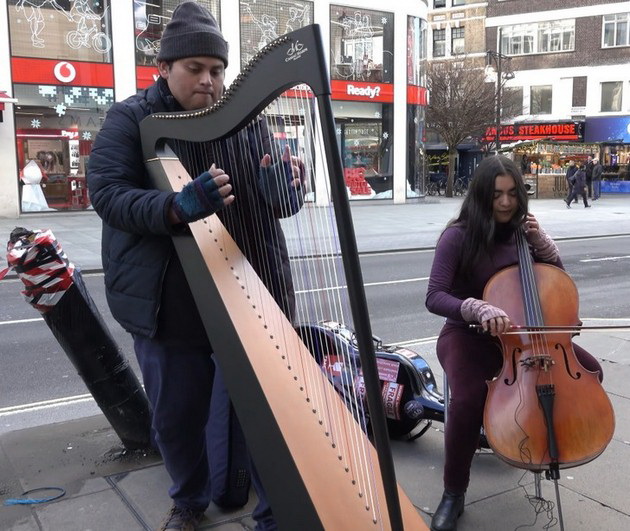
[170,87,380,521]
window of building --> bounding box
[133,1,220,89]
[407,16,427,85]
[407,16,427,198]
[433,29,446,57]
[603,13,630,48]
[572,76,587,107]
[601,82,623,112]
[333,101,394,200]
[241,1,313,66]
[531,85,552,114]
[538,20,575,52]
[14,84,114,212]
[502,25,535,55]
[501,20,575,56]
[503,86,523,117]
[330,6,394,83]
[434,0,446,8]
[451,27,465,55]
[8,0,114,62]
[134,1,219,67]
[452,0,466,6]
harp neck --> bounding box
[140,24,329,160]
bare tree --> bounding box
[425,59,497,197]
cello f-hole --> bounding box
[504,347,521,385]
[555,343,581,380]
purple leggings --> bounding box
[436,323,604,494]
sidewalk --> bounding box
[1,196,629,530]
[3,195,630,271]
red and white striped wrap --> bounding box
[1,229,75,313]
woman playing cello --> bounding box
[425,155,604,531]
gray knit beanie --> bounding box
[156,2,229,66]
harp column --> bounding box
[312,0,335,208]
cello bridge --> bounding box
[520,355,554,371]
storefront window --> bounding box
[407,16,426,86]
[334,101,393,199]
[8,0,113,63]
[134,0,220,66]
[240,1,313,66]
[407,16,427,198]
[14,83,114,212]
[330,6,394,83]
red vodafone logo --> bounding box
[12,58,114,87]
[54,62,77,83]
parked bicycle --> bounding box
[453,176,470,196]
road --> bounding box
[1,234,629,435]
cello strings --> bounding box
[515,229,547,469]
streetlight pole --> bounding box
[487,28,510,155]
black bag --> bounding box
[208,363,251,508]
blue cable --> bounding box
[3,487,66,505]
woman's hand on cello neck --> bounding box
[522,213,560,262]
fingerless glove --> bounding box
[258,160,304,217]
[460,297,508,323]
[526,226,559,262]
[172,171,226,223]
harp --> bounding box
[140,25,427,530]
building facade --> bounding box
[426,0,489,183]
[486,0,630,193]
[0,0,428,217]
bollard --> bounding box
[2,227,151,450]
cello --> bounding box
[482,226,615,527]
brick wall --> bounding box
[486,18,630,70]
[429,5,488,56]
[487,0,620,17]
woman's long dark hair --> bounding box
[447,155,529,268]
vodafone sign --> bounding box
[53,62,77,83]
[11,58,114,88]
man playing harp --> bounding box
[87,3,305,530]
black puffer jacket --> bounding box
[87,78,296,338]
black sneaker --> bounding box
[158,505,205,531]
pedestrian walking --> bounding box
[585,155,594,199]
[564,164,590,208]
[565,160,577,203]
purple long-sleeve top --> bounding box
[425,225,563,325]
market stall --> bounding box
[504,140,601,199]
